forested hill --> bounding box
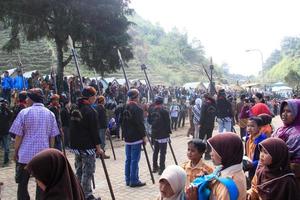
[0,13,239,85]
[263,37,300,89]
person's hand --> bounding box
[186,185,198,200]
[96,147,104,158]
[105,128,110,136]
[143,137,147,145]
[246,192,252,200]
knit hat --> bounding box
[127,88,139,100]
[19,91,27,101]
[82,86,96,98]
[27,88,44,103]
[98,96,105,104]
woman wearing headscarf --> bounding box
[207,132,247,200]
[26,148,85,200]
[272,99,300,186]
[192,98,202,139]
[247,138,300,200]
[157,165,187,200]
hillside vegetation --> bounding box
[0,13,240,85]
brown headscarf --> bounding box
[256,138,300,200]
[26,148,85,200]
[208,132,243,169]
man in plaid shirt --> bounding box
[10,88,59,200]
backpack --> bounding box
[191,167,239,200]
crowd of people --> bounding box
[1,68,300,200]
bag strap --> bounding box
[215,177,239,200]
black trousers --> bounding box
[16,163,42,200]
[178,114,186,127]
[152,141,167,170]
[171,117,178,130]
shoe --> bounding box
[129,181,146,187]
[103,154,110,159]
[86,195,101,200]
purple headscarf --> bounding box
[272,99,300,163]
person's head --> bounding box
[195,98,202,106]
[18,91,27,103]
[240,94,246,101]
[27,88,44,106]
[50,94,60,104]
[154,96,163,105]
[253,92,264,103]
[280,100,300,126]
[187,139,206,163]
[82,86,97,104]
[247,116,263,136]
[217,89,226,98]
[258,138,289,170]
[159,165,186,199]
[98,95,105,105]
[251,102,272,116]
[4,71,8,77]
[208,133,243,169]
[258,113,272,126]
[141,97,147,104]
[127,88,139,102]
[26,148,85,199]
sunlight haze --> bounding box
[130,0,300,76]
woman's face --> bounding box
[281,104,295,125]
[246,120,259,136]
[159,179,175,198]
[259,147,272,166]
[210,148,222,166]
[187,143,203,163]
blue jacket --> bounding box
[1,76,13,90]
[246,132,267,178]
[14,75,28,91]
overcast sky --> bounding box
[130,0,300,76]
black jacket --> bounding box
[216,97,233,118]
[122,102,146,143]
[200,99,216,128]
[148,105,171,139]
[0,105,12,136]
[94,104,107,129]
[70,99,101,150]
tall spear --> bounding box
[68,36,83,90]
[117,49,130,90]
[17,52,26,91]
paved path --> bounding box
[0,116,283,200]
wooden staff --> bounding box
[117,49,130,90]
[142,142,155,184]
[168,139,178,165]
[68,36,83,90]
[99,155,115,200]
[107,129,116,160]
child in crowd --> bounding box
[247,138,300,200]
[186,133,247,200]
[245,117,267,181]
[157,165,187,200]
[181,139,213,188]
[272,99,300,187]
[257,113,273,137]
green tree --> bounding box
[0,0,133,93]
[284,69,300,94]
[263,49,282,71]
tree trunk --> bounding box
[56,39,64,94]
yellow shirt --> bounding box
[181,159,214,187]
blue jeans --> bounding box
[0,134,10,164]
[99,129,106,150]
[125,143,142,185]
[217,117,232,133]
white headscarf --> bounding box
[195,98,202,106]
[158,165,187,200]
